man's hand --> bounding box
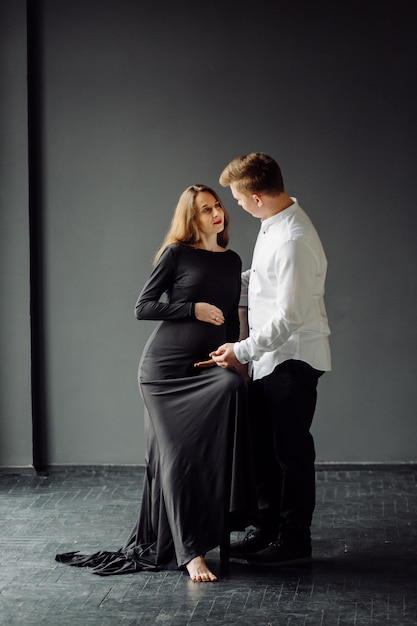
[210,343,240,369]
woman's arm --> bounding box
[135,245,224,325]
[135,246,193,321]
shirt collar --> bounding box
[259,197,299,231]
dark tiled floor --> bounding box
[1,465,416,625]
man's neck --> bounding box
[261,192,294,220]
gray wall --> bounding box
[1,0,416,467]
[0,0,32,467]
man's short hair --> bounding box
[219,152,284,195]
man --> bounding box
[210,152,331,566]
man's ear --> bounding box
[252,193,262,205]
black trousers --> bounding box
[248,359,324,541]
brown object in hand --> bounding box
[193,359,216,368]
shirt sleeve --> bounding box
[134,246,195,320]
[235,240,317,363]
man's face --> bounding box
[230,183,261,218]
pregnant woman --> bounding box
[56,184,255,582]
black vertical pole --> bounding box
[27,0,49,473]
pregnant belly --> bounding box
[139,320,227,381]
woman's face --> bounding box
[194,191,224,237]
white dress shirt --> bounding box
[234,198,331,380]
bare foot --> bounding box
[186,555,218,582]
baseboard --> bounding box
[1,461,416,476]
[315,461,417,470]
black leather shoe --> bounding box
[247,540,312,567]
[229,528,271,560]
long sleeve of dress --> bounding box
[135,246,195,321]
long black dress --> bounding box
[56,243,255,575]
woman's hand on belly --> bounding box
[194,302,224,326]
